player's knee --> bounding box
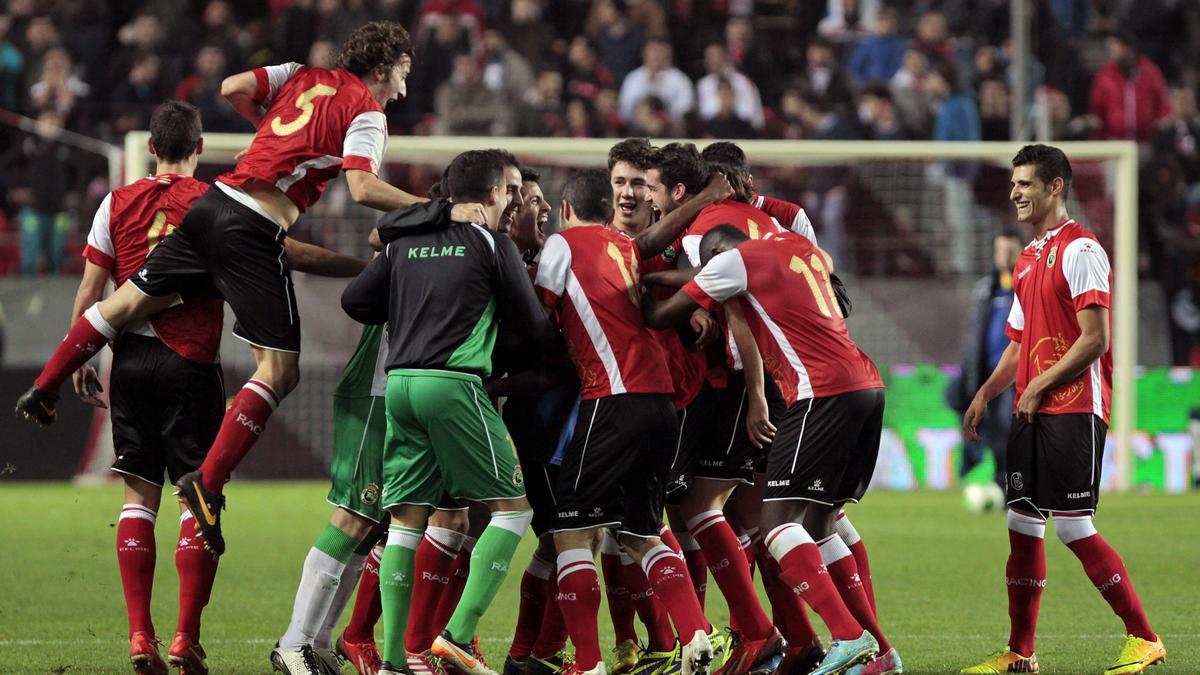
[1007,509,1047,538]
[1053,513,1097,545]
[330,507,375,541]
[430,507,469,533]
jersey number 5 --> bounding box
[606,242,640,307]
[271,84,338,136]
[789,253,843,318]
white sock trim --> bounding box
[462,535,478,552]
[685,510,725,536]
[1054,515,1098,544]
[834,511,861,546]
[765,523,815,561]
[489,509,533,537]
[179,510,194,524]
[1008,510,1047,539]
[84,303,117,340]
[526,553,554,580]
[244,379,279,410]
[818,533,853,565]
[640,544,680,578]
[557,548,596,583]
[737,533,752,549]
[386,526,423,550]
[120,504,156,523]
[425,526,466,557]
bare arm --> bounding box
[345,169,430,212]
[640,267,699,288]
[1015,306,1109,423]
[635,172,732,259]
[643,287,702,330]
[70,262,111,407]
[285,239,368,277]
[963,340,1019,441]
[221,70,265,127]
[726,300,775,447]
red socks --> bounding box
[819,535,890,652]
[642,544,710,640]
[1005,511,1047,656]
[678,534,709,608]
[406,527,465,651]
[342,548,383,643]
[117,505,157,638]
[755,538,817,647]
[621,555,676,652]
[510,553,553,660]
[600,542,637,646]
[1059,516,1155,641]
[36,304,115,393]
[432,542,472,635]
[531,564,569,658]
[835,512,877,613]
[767,523,862,641]
[175,512,219,640]
[198,380,278,493]
[557,549,603,670]
[688,510,773,639]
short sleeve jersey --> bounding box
[753,194,817,245]
[679,199,784,267]
[682,233,882,405]
[1005,219,1112,422]
[219,63,387,212]
[535,226,673,400]
[83,175,224,363]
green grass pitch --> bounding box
[0,482,1195,674]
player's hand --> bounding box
[746,397,776,448]
[73,364,107,409]
[1016,379,1046,424]
[702,171,733,203]
[450,202,487,225]
[962,393,988,442]
[690,309,718,348]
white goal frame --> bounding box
[124,133,1140,491]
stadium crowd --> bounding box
[0,0,1198,363]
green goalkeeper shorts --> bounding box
[382,369,526,509]
[326,394,387,523]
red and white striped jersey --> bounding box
[1006,219,1112,422]
[84,175,224,363]
[679,199,783,266]
[535,226,673,400]
[753,194,817,245]
[219,63,387,212]
[682,232,881,405]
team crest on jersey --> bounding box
[361,483,380,505]
[662,245,677,262]
[1046,245,1058,268]
[512,465,525,488]
[1029,334,1084,410]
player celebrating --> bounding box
[341,150,554,675]
[698,142,816,244]
[16,21,479,556]
[644,225,895,675]
[961,145,1165,675]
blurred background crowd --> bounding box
[0,0,1198,364]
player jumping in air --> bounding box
[16,21,481,556]
[961,145,1165,675]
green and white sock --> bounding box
[279,523,359,650]
[381,525,423,664]
[444,510,533,643]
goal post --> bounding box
[122,133,1139,491]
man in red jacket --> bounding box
[1088,32,1170,142]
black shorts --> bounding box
[554,393,677,537]
[692,370,786,484]
[665,385,719,504]
[764,387,884,506]
[109,334,225,486]
[130,188,301,353]
[1006,413,1107,515]
[506,393,574,538]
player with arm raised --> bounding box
[643,225,896,675]
[961,145,1164,675]
[15,21,476,556]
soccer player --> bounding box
[341,150,554,675]
[643,143,787,675]
[961,145,1165,675]
[535,169,728,675]
[698,141,816,244]
[16,21,480,556]
[643,225,895,675]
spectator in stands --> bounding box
[307,40,335,69]
[111,14,177,89]
[618,38,695,124]
[2,109,79,275]
[0,14,26,111]
[29,47,90,131]
[849,7,907,88]
[20,15,60,90]
[435,53,511,135]
[799,37,855,115]
[481,29,535,110]
[912,11,958,65]
[628,95,669,138]
[175,45,245,132]
[699,77,758,139]
[514,68,565,137]
[108,53,163,136]
[890,46,934,138]
[409,12,474,124]
[275,0,320,63]
[626,0,669,40]
[199,0,244,68]
[857,84,905,140]
[977,77,1009,141]
[928,60,981,273]
[1164,86,1200,190]
[501,0,556,70]
[589,0,645,85]
[565,96,603,138]
[1088,31,1171,142]
[564,36,614,102]
[696,43,763,132]
[818,0,881,44]
[723,16,776,104]
[594,87,624,136]
[313,0,371,48]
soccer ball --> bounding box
[963,482,1005,514]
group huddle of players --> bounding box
[16,18,1167,675]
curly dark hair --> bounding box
[336,21,414,78]
[650,142,710,195]
[607,137,654,171]
[701,141,753,203]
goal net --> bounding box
[86,134,1151,493]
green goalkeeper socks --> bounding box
[444,510,532,643]
[380,525,422,664]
